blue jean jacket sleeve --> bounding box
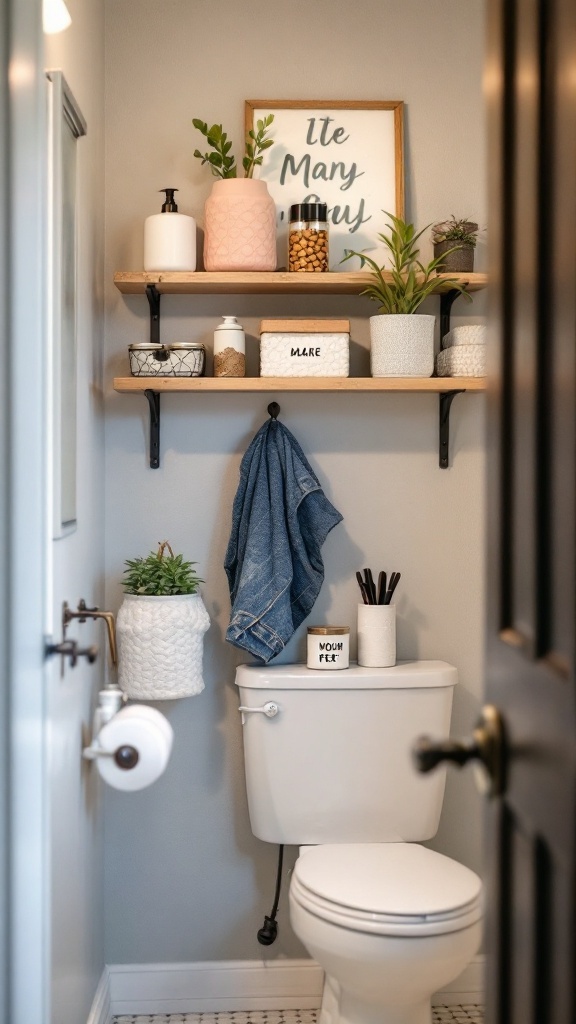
[224,419,343,662]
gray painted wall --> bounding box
[45,1,106,1020]
[104,0,487,963]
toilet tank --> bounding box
[236,661,457,844]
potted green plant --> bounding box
[116,541,209,700]
[342,212,471,377]
[431,216,479,272]
[192,115,276,271]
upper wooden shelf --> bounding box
[113,270,488,296]
[113,376,486,394]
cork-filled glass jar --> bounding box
[288,203,329,273]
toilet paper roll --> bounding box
[357,603,396,668]
[96,706,174,791]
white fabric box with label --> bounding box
[260,319,350,377]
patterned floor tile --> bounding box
[114,1007,484,1024]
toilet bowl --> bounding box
[289,844,482,1024]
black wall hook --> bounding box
[268,402,280,419]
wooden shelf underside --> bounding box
[113,271,488,296]
[114,376,487,394]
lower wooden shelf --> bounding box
[113,376,486,394]
[112,375,486,470]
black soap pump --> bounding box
[144,187,196,271]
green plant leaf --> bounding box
[340,211,474,315]
[121,542,203,596]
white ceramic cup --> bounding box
[357,603,396,668]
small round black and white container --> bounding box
[307,626,350,670]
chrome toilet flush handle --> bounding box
[238,701,280,724]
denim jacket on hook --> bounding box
[224,419,343,663]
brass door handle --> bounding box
[413,704,506,798]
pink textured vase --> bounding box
[204,178,277,272]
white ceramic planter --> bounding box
[370,314,436,377]
[117,593,210,700]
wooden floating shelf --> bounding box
[114,376,486,394]
[113,270,488,296]
[113,271,488,468]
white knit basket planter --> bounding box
[370,314,436,377]
[117,594,210,700]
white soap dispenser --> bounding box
[144,188,196,272]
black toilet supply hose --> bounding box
[257,844,284,945]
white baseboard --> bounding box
[87,967,112,1024]
[108,956,484,1016]
[109,959,323,1016]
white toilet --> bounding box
[236,661,482,1024]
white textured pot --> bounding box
[117,593,210,700]
[370,314,436,377]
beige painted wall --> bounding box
[45,0,106,1018]
[104,0,487,963]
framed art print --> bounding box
[245,100,404,270]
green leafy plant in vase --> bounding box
[192,114,277,272]
[341,212,472,377]
[431,216,479,272]
[192,114,274,179]
[116,541,209,700]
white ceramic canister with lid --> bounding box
[213,316,246,377]
[307,626,350,670]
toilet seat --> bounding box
[291,843,483,938]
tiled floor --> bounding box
[433,1008,484,1023]
[113,1007,484,1023]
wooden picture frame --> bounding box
[245,99,404,271]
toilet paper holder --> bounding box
[83,689,174,789]
[84,742,139,770]
[83,687,138,767]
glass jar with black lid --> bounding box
[288,202,329,272]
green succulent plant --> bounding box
[341,212,473,314]
[432,216,479,248]
[122,541,203,596]
[192,114,274,179]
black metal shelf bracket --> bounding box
[440,288,462,342]
[144,389,161,469]
[439,390,465,469]
[146,284,161,346]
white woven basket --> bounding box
[117,593,210,700]
[436,344,487,378]
[442,324,487,348]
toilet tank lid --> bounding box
[235,661,457,690]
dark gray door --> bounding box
[485,0,576,1020]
